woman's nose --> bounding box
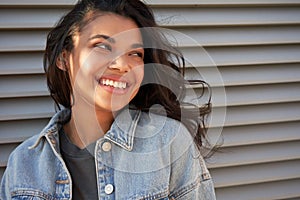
[109,55,130,73]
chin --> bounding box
[94,101,129,113]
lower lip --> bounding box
[98,82,130,95]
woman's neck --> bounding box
[63,98,115,149]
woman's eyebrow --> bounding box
[88,34,115,43]
[89,34,143,48]
[131,43,144,49]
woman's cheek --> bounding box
[80,53,109,77]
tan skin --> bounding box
[58,13,144,149]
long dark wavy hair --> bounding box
[44,0,213,155]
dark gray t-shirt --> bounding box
[59,128,98,199]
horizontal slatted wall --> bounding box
[1,0,300,199]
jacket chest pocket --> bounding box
[123,188,170,200]
[12,197,48,200]
[11,190,65,200]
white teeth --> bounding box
[101,79,127,89]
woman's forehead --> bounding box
[80,13,143,43]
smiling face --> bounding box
[65,13,144,112]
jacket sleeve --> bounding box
[169,151,216,200]
[168,123,216,200]
[0,169,11,200]
[170,177,216,200]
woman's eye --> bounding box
[130,51,144,58]
[95,43,112,51]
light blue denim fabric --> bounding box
[0,108,216,200]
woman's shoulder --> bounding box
[137,110,191,138]
[7,134,46,167]
[133,111,196,157]
[112,108,191,145]
[6,109,70,167]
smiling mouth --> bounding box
[99,78,128,89]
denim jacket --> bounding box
[1,108,216,200]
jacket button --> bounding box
[102,141,112,152]
[104,184,114,194]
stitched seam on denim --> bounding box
[45,134,73,199]
[169,176,204,199]
[128,188,169,200]
[11,189,57,200]
[198,154,211,181]
[105,110,141,151]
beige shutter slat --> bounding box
[215,179,300,200]
[1,7,300,29]
[217,121,300,147]
[211,160,300,188]
[0,119,49,144]
[1,26,300,51]
[0,52,44,75]
[0,97,54,121]
[186,63,300,86]
[182,45,300,67]
[208,140,300,168]
[0,75,48,98]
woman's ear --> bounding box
[56,50,69,71]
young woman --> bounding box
[1,0,216,199]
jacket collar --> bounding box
[105,108,141,151]
[30,108,141,152]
